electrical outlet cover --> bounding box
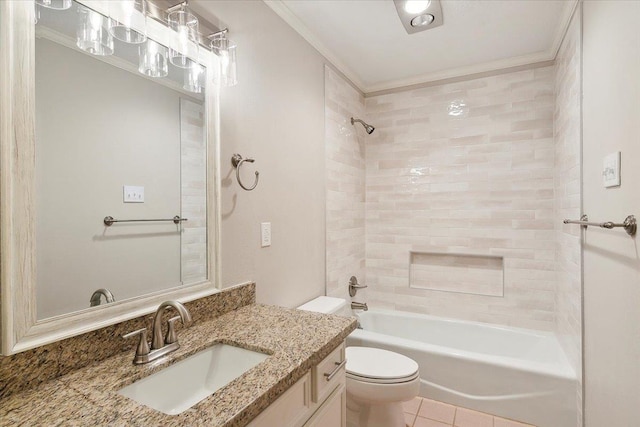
[124,185,145,203]
[602,152,621,188]
[261,222,271,247]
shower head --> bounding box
[351,117,375,134]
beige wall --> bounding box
[582,1,640,425]
[191,1,328,307]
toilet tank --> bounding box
[297,296,350,316]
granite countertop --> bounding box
[0,304,357,426]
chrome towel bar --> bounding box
[563,214,636,236]
[103,215,188,227]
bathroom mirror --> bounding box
[0,0,221,354]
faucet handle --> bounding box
[348,276,368,297]
[165,316,181,345]
[123,328,150,360]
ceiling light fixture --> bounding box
[411,14,434,27]
[393,0,443,34]
[404,0,431,15]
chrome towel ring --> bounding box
[231,153,260,191]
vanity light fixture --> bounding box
[393,0,443,34]
[209,29,238,87]
[108,0,147,44]
[183,63,204,93]
[138,39,169,78]
[37,0,239,86]
[76,4,114,56]
[167,1,199,69]
[35,0,72,10]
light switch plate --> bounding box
[261,222,271,247]
[124,185,144,203]
[602,152,621,188]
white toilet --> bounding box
[297,297,420,427]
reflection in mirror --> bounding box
[34,1,208,320]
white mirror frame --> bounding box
[0,0,221,355]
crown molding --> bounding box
[551,0,580,59]
[264,0,579,95]
[365,60,555,98]
[364,52,554,94]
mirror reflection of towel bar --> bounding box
[103,215,188,227]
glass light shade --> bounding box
[138,39,168,78]
[183,64,204,93]
[35,0,72,10]
[167,9,199,69]
[77,6,114,56]
[34,4,41,24]
[221,43,237,87]
[109,0,147,44]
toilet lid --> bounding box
[346,347,419,380]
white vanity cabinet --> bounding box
[248,342,346,427]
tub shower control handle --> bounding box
[348,276,367,297]
[324,359,347,382]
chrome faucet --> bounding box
[151,301,192,349]
[123,300,192,365]
[89,288,115,307]
[351,301,368,311]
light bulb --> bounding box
[404,0,431,14]
[122,0,135,16]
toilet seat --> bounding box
[347,370,420,384]
[346,347,419,384]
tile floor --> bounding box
[403,397,536,427]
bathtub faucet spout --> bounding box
[351,301,368,311]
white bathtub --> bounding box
[346,309,577,427]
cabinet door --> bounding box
[248,372,311,427]
[304,384,346,427]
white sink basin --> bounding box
[118,343,270,415]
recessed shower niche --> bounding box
[409,252,504,297]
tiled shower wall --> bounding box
[325,67,366,300]
[554,6,583,425]
[364,67,557,331]
[180,99,207,284]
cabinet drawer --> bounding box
[312,343,345,403]
[304,383,346,427]
[248,372,311,427]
